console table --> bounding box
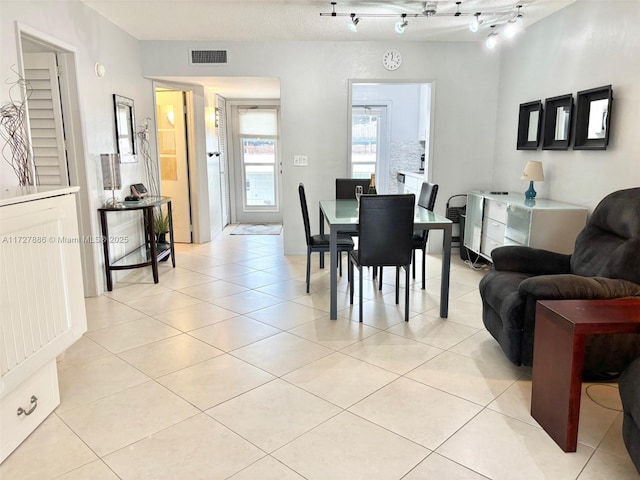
[463,192,587,261]
[531,299,640,452]
[98,196,175,291]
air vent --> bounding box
[189,49,228,65]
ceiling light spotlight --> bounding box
[469,12,482,33]
[348,13,360,32]
[395,15,408,34]
[486,25,498,49]
[504,6,524,38]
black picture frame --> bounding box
[517,100,543,150]
[113,94,137,163]
[573,85,612,150]
[542,94,573,150]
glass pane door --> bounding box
[241,137,276,208]
[351,107,381,179]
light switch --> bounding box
[293,155,308,166]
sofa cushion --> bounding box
[571,187,640,282]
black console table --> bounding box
[98,196,175,291]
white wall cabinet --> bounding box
[0,186,87,463]
[463,191,588,261]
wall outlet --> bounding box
[293,155,308,166]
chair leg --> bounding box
[306,249,311,293]
[349,257,354,304]
[359,265,363,323]
[378,267,383,290]
[395,266,400,304]
[338,251,343,277]
[412,250,416,280]
[404,265,410,322]
[421,247,426,290]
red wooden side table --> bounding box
[531,298,640,452]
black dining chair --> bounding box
[335,178,371,200]
[348,194,415,322]
[377,182,439,291]
[412,182,439,289]
[298,183,354,293]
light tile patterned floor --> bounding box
[2,228,638,479]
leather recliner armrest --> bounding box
[519,274,640,300]
[492,246,572,275]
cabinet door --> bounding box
[506,205,532,246]
[0,194,87,397]
[464,193,483,253]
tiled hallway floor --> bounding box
[2,228,638,479]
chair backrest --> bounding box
[298,183,312,246]
[336,178,372,199]
[418,182,439,210]
[358,194,415,266]
[570,187,640,283]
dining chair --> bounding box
[348,194,415,322]
[335,178,371,200]
[298,183,354,293]
[378,182,439,290]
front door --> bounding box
[156,89,192,243]
[230,105,282,224]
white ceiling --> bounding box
[81,0,575,97]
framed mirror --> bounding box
[542,94,573,150]
[113,94,137,162]
[517,100,543,150]
[574,85,612,150]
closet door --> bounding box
[23,52,68,186]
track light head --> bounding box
[486,25,498,49]
[395,14,408,34]
[469,12,482,33]
[348,13,359,32]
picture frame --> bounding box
[573,85,612,150]
[113,94,137,163]
[517,100,543,150]
[542,94,573,150]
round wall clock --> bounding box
[382,49,402,71]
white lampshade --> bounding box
[521,161,544,181]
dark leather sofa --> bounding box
[620,357,640,473]
[479,187,640,375]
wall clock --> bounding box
[382,49,402,71]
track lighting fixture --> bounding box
[348,13,360,32]
[486,25,498,49]
[395,14,408,35]
[320,2,526,40]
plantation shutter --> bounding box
[217,95,230,227]
[23,52,69,186]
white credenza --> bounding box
[464,191,588,261]
[0,186,87,463]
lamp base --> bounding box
[525,181,537,200]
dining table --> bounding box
[319,198,453,320]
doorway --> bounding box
[155,88,192,243]
[349,81,434,193]
[228,102,282,224]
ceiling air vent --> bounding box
[189,49,228,65]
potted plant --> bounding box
[153,209,170,244]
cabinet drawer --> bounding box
[485,199,507,223]
[480,234,503,258]
[483,217,506,242]
[404,175,420,192]
[0,360,60,462]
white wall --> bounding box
[140,40,500,254]
[492,0,640,210]
[1,1,156,295]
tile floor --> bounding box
[2,228,638,480]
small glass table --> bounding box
[98,196,175,291]
[319,199,453,320]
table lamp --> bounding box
[101,153,122,207]
[521,160,544,200]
